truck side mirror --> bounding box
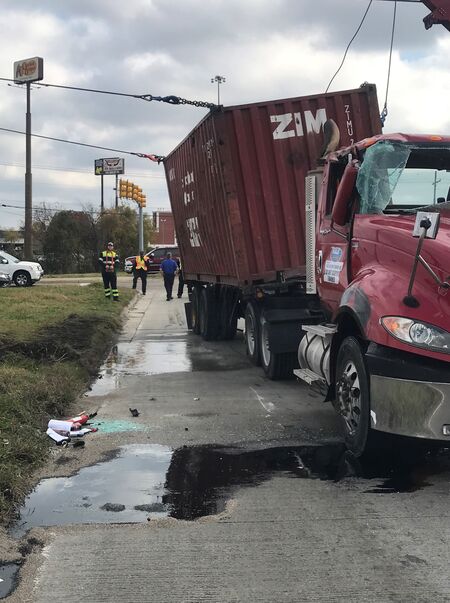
[331,163,358,227]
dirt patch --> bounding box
[0,314,120,374]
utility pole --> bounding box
[14,57,44,260]
[211,75,226,105]
[138,205,144,251]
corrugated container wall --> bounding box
[164,84,381,287]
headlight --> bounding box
[381,316,450,353]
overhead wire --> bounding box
[0,127,164,163]
[325,0,373,93]
[380,1,398,126]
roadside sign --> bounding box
[13,57,44,84]
[94,158,125,176]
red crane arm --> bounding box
[421,0,450,31]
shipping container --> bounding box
[164,84,381,287]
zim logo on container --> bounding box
[270,108,327,140]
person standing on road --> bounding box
[99,242,120,301]
[176,257,184,298]
[160,252,178,301]
[132,251,150,295]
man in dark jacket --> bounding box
[160,252,178,301]
[132,251,150,295]
[99,242,120,300]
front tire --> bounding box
[335,336,372,457]
[14,271,31,287]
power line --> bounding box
[0,126,164,162]
[325,0,373,93]
[0,160,165,178]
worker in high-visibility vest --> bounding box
[132,250,151,295]
[99,242,120,301]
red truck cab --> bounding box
[298,132,450,454]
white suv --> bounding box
[0,251,44,287]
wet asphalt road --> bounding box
[8,281,450,602]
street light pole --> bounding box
[211,75,226,105]
[24,81,32,259]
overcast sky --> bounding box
[0,0,449,230]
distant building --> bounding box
[152,210,176,245]
[0,231,24,253]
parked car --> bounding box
[0,272,11,287]
[0,251,44,286]
[124,246,180,273]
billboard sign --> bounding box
[94,157,125,176]
[14,57,44,84]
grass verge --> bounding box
[0,283,134,523]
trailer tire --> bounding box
[218,288,238,340]
[259,312,297,380]
[335,336,374,457]
[191,287,202,335]
[245,302,261,365]
[199,287,219,341]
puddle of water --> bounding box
[12,445,172,538]
[12,444,450,537]
[87,339,249,396]
[0,563,20,599]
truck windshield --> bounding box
[357,140,450,214]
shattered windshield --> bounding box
[356,140,450,214]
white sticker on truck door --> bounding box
[323,260,343,284]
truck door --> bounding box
[315,162,351,314]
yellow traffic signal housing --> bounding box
[119,179,128,199]
[126,182,133,199]
[132,186,139,201]
[140,194,147,207]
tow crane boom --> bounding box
[421,0,450,31]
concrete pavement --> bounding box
[8,282,450,602]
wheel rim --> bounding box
[337,360,361,436]
[15,274,28,286]
[246,311,256,356]
[260,319,271,367]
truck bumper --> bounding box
[366,343,450,441]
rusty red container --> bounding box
[164,84,381,287]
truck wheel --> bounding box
[14,271,31,287]
[191,287,202,335]
[259,313,296,380]
[335,336,372,457]
[245,302,260,365]
[218,288,238,340]
[199,287,219,341]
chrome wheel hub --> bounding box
[336,361,361,435]
[246,313,256,355]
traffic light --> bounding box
[132,185,139,202]
[140,194,146,208]
[119,179,127,199]
[127,182,133,199]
